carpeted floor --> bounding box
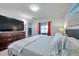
[0,49,8,56]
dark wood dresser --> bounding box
[0,31,25,51]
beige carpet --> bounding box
[0,49,8,56]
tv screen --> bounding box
[0,15,24,31]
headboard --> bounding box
[66,29,79,40]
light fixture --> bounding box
[59,27,65,32]
[30,4,39,12]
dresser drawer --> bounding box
[0,31,25,51]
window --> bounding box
[38,21,51,36]
[40,23,48,34]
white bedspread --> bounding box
[65,37,79,56]
[21,36,51,56]
[8,35,44,55]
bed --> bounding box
[8,34,71,56]
[65,37,79,56]
[8,35,52,56]
[65,29,79,56]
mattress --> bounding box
[8,35,52,56]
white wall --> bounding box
[67,14,79,29]
[67,26,79,29]
[24,20,29,37]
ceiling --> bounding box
[0,3,73,22]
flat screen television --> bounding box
[0,15,24,31]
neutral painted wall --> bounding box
[67,26,79,29]
[24,20,28,37]
[67,14,79,29]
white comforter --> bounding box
[8,35,44,55]
[20,36,51,56]
[8,35,53,56]
[65,37,79,56]
[8,34,69,56]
